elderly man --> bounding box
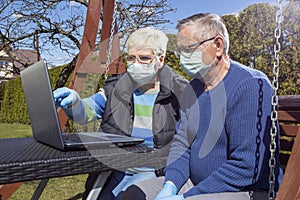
[53,27,188,199]
[119,13,282,200]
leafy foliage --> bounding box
[166,2,300,95]
[223,3,300,95]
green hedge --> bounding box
[0,64,106,134]
[0,66,67,124]
[0,77,29,124]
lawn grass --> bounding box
[10,175,87,200]
[0,123,87,199]
[0,123,32,138]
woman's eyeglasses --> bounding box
[125,55,155,64]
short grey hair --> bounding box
[176,13,230,54]
[125,27,169,56]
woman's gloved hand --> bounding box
[53,87,80,108]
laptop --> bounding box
[20,60,144,151]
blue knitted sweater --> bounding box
[165,60,282,198]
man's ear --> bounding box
[215,37,225,57]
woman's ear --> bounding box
[158,55,165,68]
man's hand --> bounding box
[155,195,184,200]
[155,181,183,200]
[53,87,80,108]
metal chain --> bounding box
[96,0,118,131]
[268,0,282,199]
[104,0,118,80]
[249,191,254,200]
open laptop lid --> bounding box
[21,60,145,151]
[21,60,65,150]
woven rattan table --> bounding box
[0,137,165,199]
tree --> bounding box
[277,1,300,95]
[165,2,300,91]
[223,2,300,95]
[0,0,175,75]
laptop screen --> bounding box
[21,60,65,149]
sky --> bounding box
[49,0,279,66]
[162,0,276,32]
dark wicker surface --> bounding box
[0,138,165,184]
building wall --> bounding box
[0,49,40,81]
[0,51,14,80]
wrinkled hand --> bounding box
[155,181,183,200]
[53,87,80,108]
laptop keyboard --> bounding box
[62,133,106,143]
[62,133,153,152]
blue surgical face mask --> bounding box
[180,50,215,79]
[127,61,157,84]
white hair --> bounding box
[176,13,230,54]
[125,27,169,56]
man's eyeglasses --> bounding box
[175,36,216,57]
[125,55,155,64]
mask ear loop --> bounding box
[149,54,163,88]
[200,40,219,72]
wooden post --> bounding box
[56,0,104,128]
[0,183,22,200]
[276,126,300,200]
[58,0,125,129]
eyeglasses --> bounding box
[175,36,216,57]
[125,54,155,64]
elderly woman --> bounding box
[53,27,188,199]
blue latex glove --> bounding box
[155,181,182,200]
[53,87,80,108]
[155,194,184,200]
[53,87,85,121]
[82,93,106,119]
